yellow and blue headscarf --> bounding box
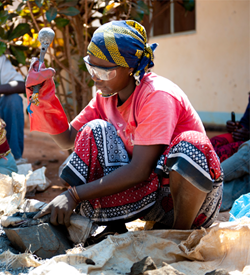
[87,20,158,85]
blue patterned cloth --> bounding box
[87,20,158,85]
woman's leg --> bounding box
[169,171,207,229]
[61,119,159,226]
[145,131,223,230]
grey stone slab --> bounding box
[4,223,72,259]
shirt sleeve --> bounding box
[134,91,181,146]
[71,97,101,130]
[0,55,24,84]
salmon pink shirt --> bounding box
[71,73,205,156]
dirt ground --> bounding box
[22,124,230,221]
[22,127,69,203]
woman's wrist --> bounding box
[68,186,82,204]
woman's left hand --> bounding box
[33,190,77,227]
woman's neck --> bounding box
[117,78,136,106]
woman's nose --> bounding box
[91,72,101,81]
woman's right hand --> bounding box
[226,120,240,133]
[26,57,55,90]
[33,190,77,228]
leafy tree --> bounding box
[0,0,193,119]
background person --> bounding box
[25,20,223,235]
[0,118,18,176]
[211,94,250,162]
[0,54,26,164]
[220,140,250,211]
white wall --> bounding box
[150,0,249,125]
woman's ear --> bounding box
[128,68,134,76]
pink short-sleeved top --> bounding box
[71,73,205,156]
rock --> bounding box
[205,269,230,275]
[130,256,157,275]
[49,159,59,163]
[33,160,42,166]
[143,262,186,275]
[3,223,72,259]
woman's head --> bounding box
[86,20,158,86]
[86,54,134,98]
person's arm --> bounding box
[0,81,25,95]
[34,143,165,227]
[50,124,78,150]
[232,127,250,141]
[231,96,250,141]
[239,95,250,130]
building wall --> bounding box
[150,0,249,125]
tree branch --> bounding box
[27,1,40,32]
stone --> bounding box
[143,262,186,275]
[130,256,157,275]
[4,223,72,259]
[205,269,230,275]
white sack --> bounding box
[0,172,26,217]
[6,218,250,275]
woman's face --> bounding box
[88,55,134,98]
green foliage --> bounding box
[0,0,148,118]
[46,7,57,22]
[10,45,26,64]
[0,42,7,56]
[54,18,69,28]
[8,23,31,41]
[0,0,189,117]
[58,7,80,16]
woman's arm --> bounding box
[50,124,78,150]
[77,144,164,198]
[34,143,165,226]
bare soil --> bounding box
[23,127,69,203]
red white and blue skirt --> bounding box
[61,119,223,229]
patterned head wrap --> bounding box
[87,20,158,85]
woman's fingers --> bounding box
[64,211,72,228]
[33,191,76,227]
[57,210,65,226]
[50,207,60,226]
[33,206,51,219]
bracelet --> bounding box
[68,188,77,204]
[68,187,81,204]
[72,186,81,203]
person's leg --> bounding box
[145,131,223,230]
[61,119,158,227]
[169,170,207,229]
[210,132,233,148]
[221,174,250,211]
[215,141,244,162]
[220,140,250,211]
[221,140,250,181]
[0,94,24,160]
[210,133,243,162]
[0,153,18,176]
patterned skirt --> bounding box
[61,119,223,229]
[210,132,244,162]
